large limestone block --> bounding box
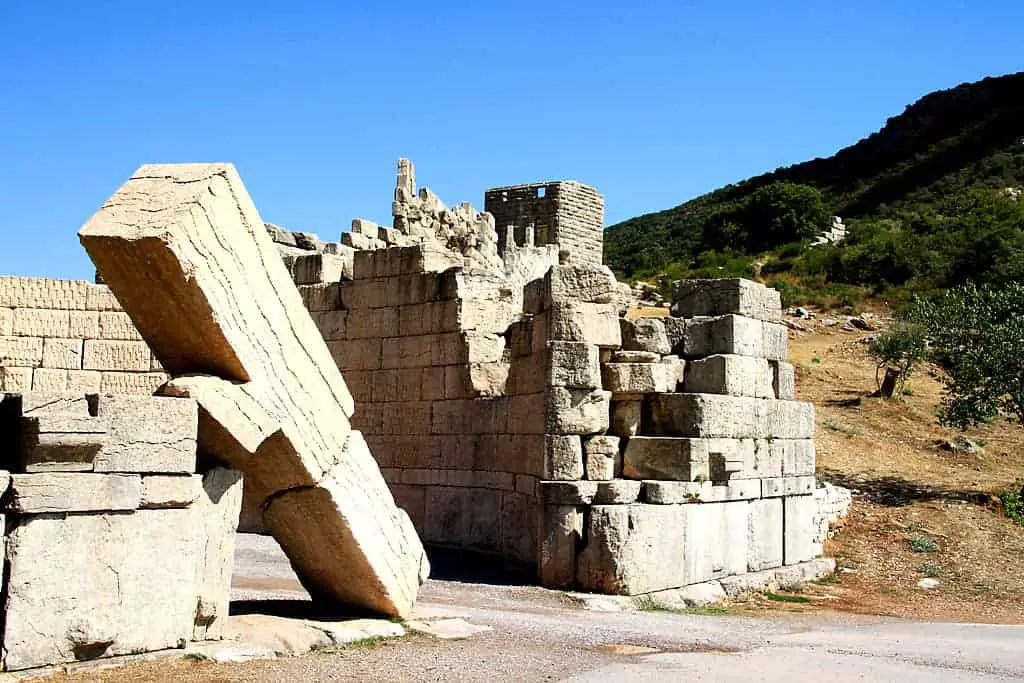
[539,505,583,588]
[647,393,815,439]
[93,395,197,473]
[547,341,601,389]
[622,437,710,481]
[19,413,107,472]
[783,494,817,566]
[2,508,200,671]
[544,434,584,480]
[263,430,429,617]
[682,314,764,358]
[193,468,244,640]
[671,279,781,322]
[7,473,140,513]
[619,317,671,355]
[546,387,611,435]
[576,504,691,594]
[684,354,774,398]
[79,164,426,617]
[140,474,203,508]
[602,362,676,394]
[748,498,784,572]
[549,302,621,347]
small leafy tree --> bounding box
[905,282,1024,428]
[867,322,928,396]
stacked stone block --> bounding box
[0,277,167,395]
[536,278,823,595]
[0,392,241,671]
[485,181,604,266]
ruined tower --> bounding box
[484,181,604,266]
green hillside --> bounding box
[604,72,1024,306]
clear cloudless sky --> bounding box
[1,2,1021,279]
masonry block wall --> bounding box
[290,243,560,566]
[0,277,168,394]
[484,182,604,266]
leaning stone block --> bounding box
[747,498,784,572]
[684,354,774,398]
[544,434,584,480]
[20,413,107,472]
[619,317,670,355]
[671,278,781,322]
[262,430,429,617]
[602,362,676,394]
[93,395,197,473]
[583,435,620,480]
[622,437,710,481]
[539,505,583,588]
[140,475,203,508]
[771,360,796,400]
[547,341,601,389]
[80,163,426,616]
[7,473,141,513]
[784,494,817,565]
[2,507,200,671]
[546,387,610,435]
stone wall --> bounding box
[0,392,241,671]
[484,181,604,266]
[0,277,167,394]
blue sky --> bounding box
[1,2,1020,280]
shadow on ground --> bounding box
[820,469,995,507]
[424,546,537,586]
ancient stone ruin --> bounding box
[0,158,841,672]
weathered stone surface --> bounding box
[544,434,584,480]
[646,393,815,439]
[684,354,774,398]
[682,314,764,358]
[547,341,601,389]
[784,494,817,566]
[263,430,429,617]
[583,435,620,480]
[602,362,676,394]
[576,504,689,594]
[539,480,597,505]
[93,395,197,473]
[671,279,782,322]
[593,480,642,504]
[641,479,710,504]
[545,264,618,305]
[546,387,610,435]
[612,350,660,363]
[139,474,203,508]
[7,473,140,513]
[539,505,583,588]
[619,318,671,355]
[193,468,244,640]
[622,437,710,481]
[79,164,426,617]
[747,498,784,572]
[609,399,642,437]
[548,302,621,348]
[771,360,796,400]
[2,508,200,671]
[19,413,107,472]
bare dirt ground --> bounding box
[787,314,1024,624]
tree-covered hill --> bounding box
[604,72,1024,305]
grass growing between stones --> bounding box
[635,596,735,616]
[764,593,812,604]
